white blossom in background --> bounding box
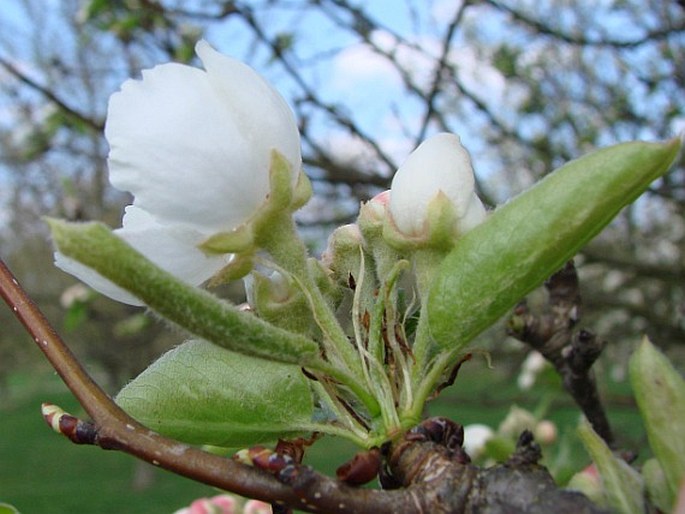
[55,40,302,304]
[517,351,548,390]
[388,133,487,240]
[463,423,494,459]
[58,283,91,309]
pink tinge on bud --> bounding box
[188,499,213,514]
[243,499,272,514]
[209,495,237,514]
[534,420,558,445]
[371,190,390,206]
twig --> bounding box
[0,56,104,132]
[1,257,609,512]
[507,260,614,446]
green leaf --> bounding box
[630,337,685,499]
[577,418,645,514]
[428,138,681,349]
[47,219,319,365]
[116,340,314,447]
[642,458,674,513]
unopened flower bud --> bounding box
[384,133,486,249]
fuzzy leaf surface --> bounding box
[48,219,319,365]
[116,339,314,446]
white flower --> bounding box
[388,133,486,241]
[517,350,548,390]
[463,423,494,459]
[107,40,301,234]
[55,41,302,304]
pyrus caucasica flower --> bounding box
[384,133,487,249]
[55,40,308,305]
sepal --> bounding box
[629,337,685,499]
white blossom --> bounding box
[388,133,486,239]
[56,41,302,304]
[107,40,301,234]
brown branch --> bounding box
[415,1,470,143]
[384,419,605,513]
[235,4,398,176]
[507,260,614,447]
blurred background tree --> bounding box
[0,0,683,510]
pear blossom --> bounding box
[463,423,494,459]
[387,133,486,241]
[107,39,301,234]
[55,40,303,304]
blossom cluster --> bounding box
[51,40,489,454]
[56,41,486,305]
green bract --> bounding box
[577,419,645,514]
[47,219,319,365]
[116,340,314,446]
[630,337,685,501]
[428,138,681,350]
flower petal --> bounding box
[55,252,143,306]
[116,205,233,287]
[55,207,232,306]
[196,40,301,178]
[106,61,252,232]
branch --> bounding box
[507,260,614,446]
[0,56,104,133]
[415,1,469,143]
[235,3,398,176]
[483,0,685,49]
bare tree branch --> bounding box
[0,55,104,132]
[483,0,685,48]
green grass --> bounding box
[0,373,215,514]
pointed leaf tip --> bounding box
[428,138,682,350]
[630,336,685,499]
